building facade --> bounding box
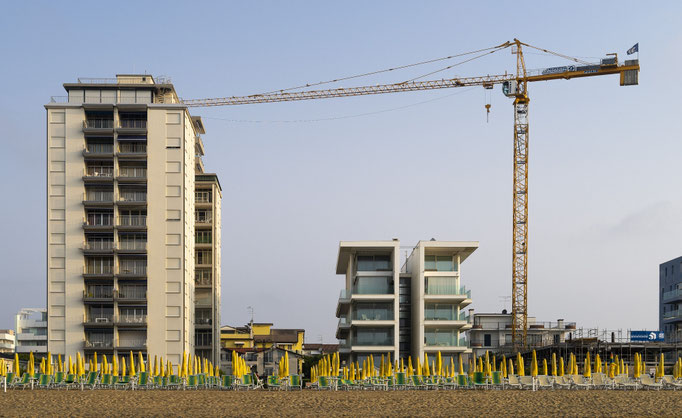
[660,256,682,342]
[335,239,476,366]
[45,75,220,365]
[467,311,576,357]
[194,173,222,366]
[0,329,15,354]
[15,308,48,354]
[220,323,304,376]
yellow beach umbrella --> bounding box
[57,354,62,373]
[517,353,524,376]
[508,358,514,376]
[437,351,443,377]
[415,356,421,376]
[584,352,591,378]
[137,352,145,373]
[530,350,538,377]
[633,353,640,379]
[112,356,118,376]
[542,359,548,376]
[559,357,564,376]
[129,351,136,377]
[13,353,20,378]
[407,357,413,376]
[102,354,108,374]
[468,358,474,378]
[657,353,664,379]
[121,357,127,377]
[458,354,464,376]
[620,358,625,376]
[28,352,35,377]
[551,353,557,376]
[484,351,490,376]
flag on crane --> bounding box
[627,43,639,55]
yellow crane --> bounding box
[184,39,639,347]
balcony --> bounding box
[195,275,212,287]
[83,191,114,206]
[84,339,114,349]
[83,265,114,278]
[117,119,147,133]
[116,315,147,327]
[195,318,213,327]
[83,119,114,133]
[424,281,472,306]
[83,313,114,326]
[196,216,213,225]
[663,288,682,304]
[115,339,147,350]
[424,333,468,350]
[83,288,114,302]
[117,241,147,253]
[117,265,147,279]
[118,191,147,205]
[83,217,114,231]
[115,287,147,302]
[117,167,147,183]
[663,311,682,323]
[83,167,114,182]
[83,144,114,158]
[117,215,147,230]
[118,143,147,158]
[82,240,114,254]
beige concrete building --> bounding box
[45,75,221,366]
[15,308,48,354]
[335,239,476,366]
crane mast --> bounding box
[183,40,639,350]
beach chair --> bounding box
[52,372,65,389]
[82,371,99,390]
[114,375,131,390]
[491,371,504,389]
[267,375,282,390]
[394,372,408,390]
[167,375,181,390]
[136,372,152,390]
[337,379,353,391]
[185,374,199,390]
[613,375,638,390]
[253,373,265,389]
[99,374,112,389]
[36,374,52,389]
[661,376,682,390]
[456,374,470,389]
[11,373,32,390]
[570,375,592,390]
[289,374,302,390]
[236,374,254,390]
[221,375,234,390]
[640,375,662,391]
[592,373,611,389]
[111,375,119,387]
[3,372,15,388]
[317,375,333,390]
[410,375,425,390]
[423,376,438,390]
[472,372,488,389]
[536,375,553,390]
[506,374,522,389]
[552,376,571,389]
[519,376,535,390]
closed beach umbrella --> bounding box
[153,356,158,377]
[542,359,548,376]
[102,355,108,374]
[112,356,118,376]
[437,351,443,377]
[530,350,538,377]
[416,356,421,377]
[458,355,464,376]
[508,358,514,376]
[121,357,127,378]
[407,357,413,376]
[13,353,20,378]
[584,352,591,378]
[633,353,640,379]
[57,354,62,373]
[517,353,524,376]
[468,358,474,378]
[29,352,35,377]
[551,353,557,376]
[138,352,145,373]
[620,358,625,376]
[484,351,490,376]
[559,357,564,376]
[657,353,664,379]
[129,351,136,377]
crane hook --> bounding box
[485,103,491,123]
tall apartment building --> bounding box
[660,255,682,343]
[15,308,48,354]
[335,239,477,366]
[45,75,221,365]
[194,173,222,365]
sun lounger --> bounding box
[12,373,32,390]
[114,375,131,390]
[410,375,425,390]
[82,371,99,390]
[317,375,333,390]
[473,372,488,389]
[519,376,534,390]
[570,375,592,390]
[167,375,181,390]
[456,374,472,389]
[221,375,234,390]
[640,375,662,390]
[288,374,302,390]
[136,371,152,389]
[506,374,521,389]
[552,376,571,389]
[99,373,112,389]
[441,376,457,390]
[36,374,52,389]
[267,375,282,390]
[423,376,438,390]
[613,375,639,390]
[537,375,553,389]
[660,375,682,390]
[491,371,504,389]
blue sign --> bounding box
[631,331,664,342]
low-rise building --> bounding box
[220,322,305,376]
[302,343,339,356]
[15,309,48,354]
[0,330,15,354]
[467,310,576,357]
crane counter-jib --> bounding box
[182,63,639,107]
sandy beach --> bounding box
[0,389,680,417]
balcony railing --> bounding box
[195,275,212,286]
[338,317,349,327]
[351,336,394,347]
[424,281,471,297]
[352,311,394,321]
[196,216,213,224]
[663,288,682,302]
[118,192,147,202]
[84,167,114,178]
[118,241,147,251]
[118,167,147,179]
[424,336,468,347]
[83,119,114,129]
[116,287,147,300]
[84,313,114,324]
[117,339,146,349]
[84,144,114,154]
[119,143,147,154]
[83,241,114,251]
[118,265,147,276]
[195,318,213,325]
[118,215,146,227]
[84,265,114,275]
[83,287,114,299]
[83,191,114,203]
[339,289,350,300]
[119,120,147,129]
[116,315,147,325]
[84,339,114,348]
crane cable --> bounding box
[239,42,511,96]
[519,41,592,65]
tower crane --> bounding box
[183,39,640,348]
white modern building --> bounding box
[45,75,221,365]
[0,329,15,354]
[15,308,48,354]
[467,311,576,357]
[335,239,477,365]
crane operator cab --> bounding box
[502,80,518,97]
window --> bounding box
[356,254,391,271]
[424,277,460,295]
[196,231,212,244]
[484,334,492,347]
[196,209,212,223]
[353,276,393,294]
[424,303,459,321]
[353,302,393,320]
[353,328,393,346]
[196,269,212,286]
[195,190,212,203]
[424,255,456,272]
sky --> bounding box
[0,1,681,343]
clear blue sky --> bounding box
[1,1,681,342]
